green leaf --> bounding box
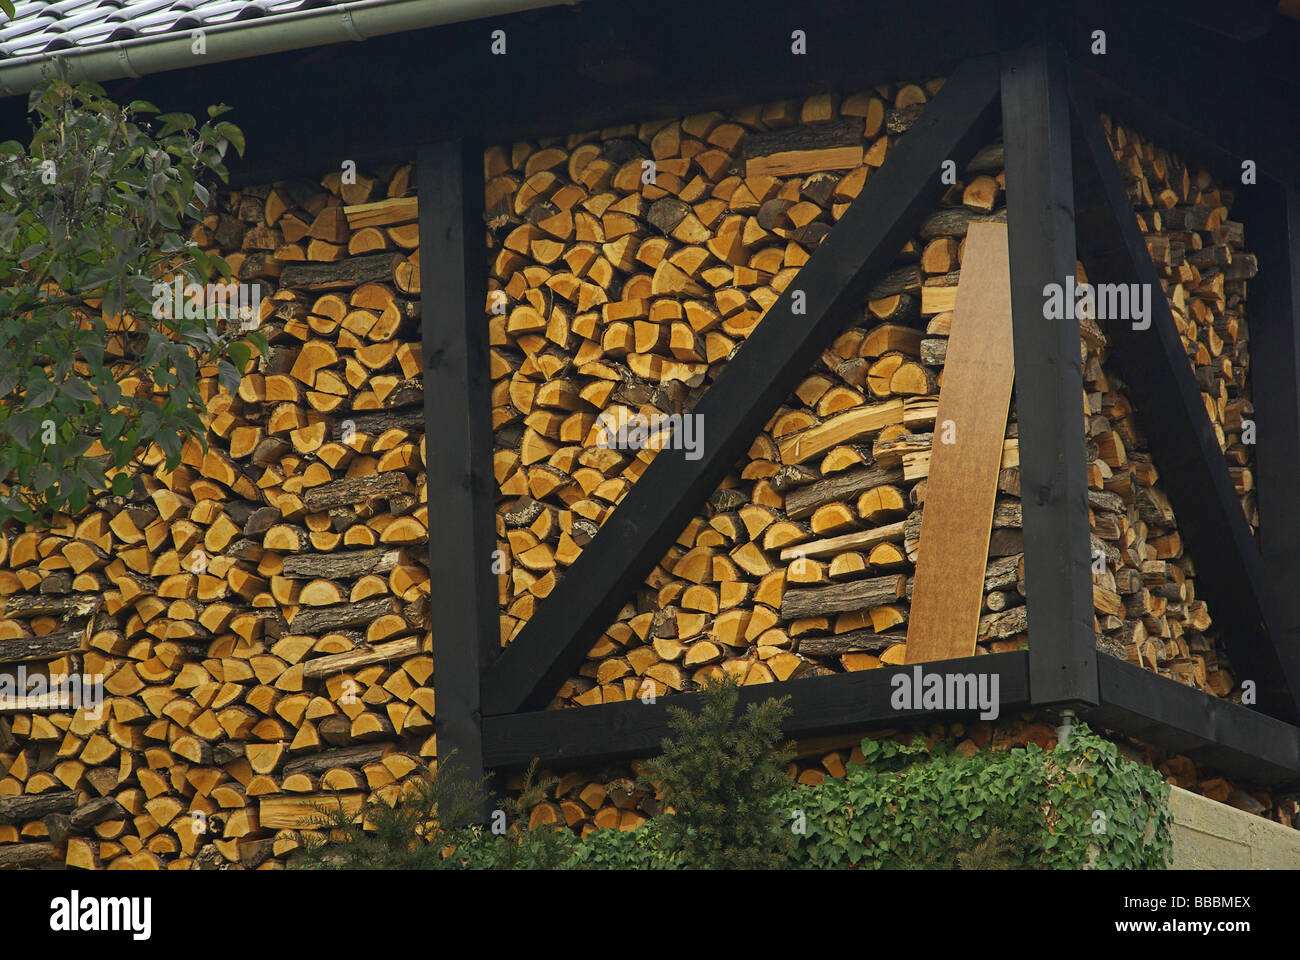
[214,121,245,158]
[110,472,133,496]
[217,360,242,394]
[0,0,14,20]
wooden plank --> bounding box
[905,223,1015,663]
[1002,44,1099,707]
[1070,76,1300,724]
[480,56,1002,716]
[419,140,493,812]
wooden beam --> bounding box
[483,652,1031,768]
[1086,657,1300,786]
[419,140,494,812]
[1068,78,1300,724]
[906,222,1015,663]
[1001,44,1100,706]
[1233,181,1300,666]
[1071,1,1300,188]
[481,55,1003,715]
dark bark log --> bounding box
[0,629,83,664]
[281,546,409,581]
[780,574,906,620]
[0,842,57,869]
[0,594,98,619]
[797,629,908,656]
[302,473,415,512]
[70,797,128,831]
[282,744,389,778]
[280,253,401,290]
[784,465,906,520]
[743,119,861,159]
[0,790,76,825]
[289,596,397,634]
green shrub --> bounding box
[641,673,795,869]
[782,724,1171,869]
[292,719,1170,870]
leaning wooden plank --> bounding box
[480,58,1002,715]
[906,222,1015,663]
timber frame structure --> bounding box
[5,0,1300,795]
[418,11,1300,793]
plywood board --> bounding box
[905,221,1015,663]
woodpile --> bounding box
[1082,115,1256,696]
[0,87,1272,869]
[485,80,957,654]
[533,130,1025,708]
[0,163,433,869]
[1101,116,1258,534]
[1079,261,1235,695]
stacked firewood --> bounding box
[1102,116,1258,533]
[486,81,954,650]
[1079,262,1235,695]
[542,137,1029,708]
[0,164,433,869]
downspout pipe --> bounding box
[0,0,578,97]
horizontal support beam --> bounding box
[482,54,1003,715]
[483,652,1031,768]
[1085,657,1300,786]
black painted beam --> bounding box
[1234,182,1300,663]
[481,55,1003,716]
[1068,79,1300,724]
[1085,657,1300,786]
[1000,43,1099,708]
[484,653,1031,768]
[419,141,495,814]
[1071,1,1300,188]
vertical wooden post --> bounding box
[1000,44,1100,707]
[1236,183,1300,665]
[419,140,494,813]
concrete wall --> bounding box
[1169,786,1300,869]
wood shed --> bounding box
[1,0,1300,869]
